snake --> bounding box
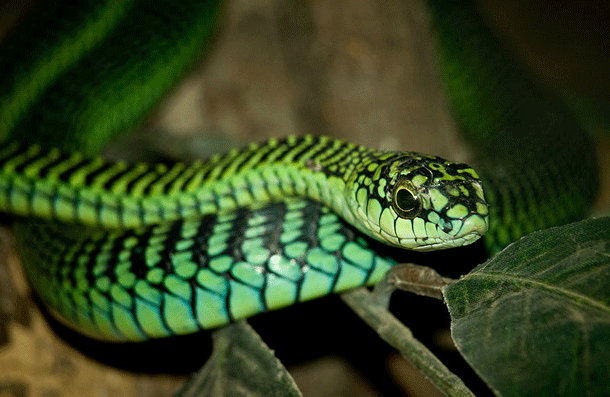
[0,0,598,342]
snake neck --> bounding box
[0,135,390,230]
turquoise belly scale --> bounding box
[17,201,397,341]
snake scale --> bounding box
[0,0,599,341]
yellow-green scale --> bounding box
[2,136,387,233]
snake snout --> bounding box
[456,214,489,239]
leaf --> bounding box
[175,321,302,397]
[443,217,610,397]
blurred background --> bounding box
[0,0,608,396]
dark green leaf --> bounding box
[443,217,610,397]
[175,321,302,397]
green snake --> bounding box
[0,0,598,341]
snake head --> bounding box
[349,153,489,250]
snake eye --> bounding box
[392,179,421,219]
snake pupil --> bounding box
[396,189,417,212]
[392,181,421,219]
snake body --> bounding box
[0,0,599,341]
[4,134,487,340]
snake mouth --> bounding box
[391,214,488,251]
[368,209,488,250]
[407,231,483,252]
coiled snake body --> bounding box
[0,0,598,341]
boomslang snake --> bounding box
[0,0,598,341]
